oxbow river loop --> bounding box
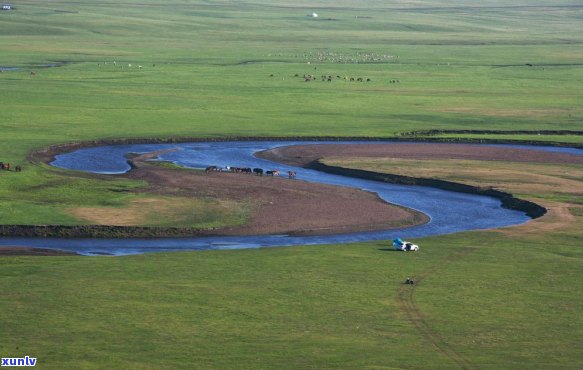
[2,141,580,255]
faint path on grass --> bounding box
[397,248,478,370]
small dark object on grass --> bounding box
[405,277,415,285]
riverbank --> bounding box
[121,152,429,237]
[12,137,583,239]
[257,142,583,219]
[2,147,429,238]
[0,246,78,256]
[27,132,583,165]
[257,142,583,167]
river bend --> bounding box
[2,141,579,255]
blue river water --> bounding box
[1,141,580,255]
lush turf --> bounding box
[320,155,583,368]
[0,231,581,369]
[0,1,582,369]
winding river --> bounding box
[1,141,580,255]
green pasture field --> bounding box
[1,0,583,225]
[0,205,581,368]
[313,155,583,369]
[1,0,582,225]
[0,1,582,368]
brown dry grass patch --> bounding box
[327,157,583,197]
[68,198,187,226]
[68,197,247,228]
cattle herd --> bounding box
[205,166,296,179]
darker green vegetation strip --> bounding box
[0,224,220,239]
[402,129,583,138]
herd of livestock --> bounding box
[205,165,296,179]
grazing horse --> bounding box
[287,170,296,179]
[253,168,264,176]
[266,170,280,176]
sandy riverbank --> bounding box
[257,142,583,167]
[120,152,429,236]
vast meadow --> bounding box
[0,1,582,368]
[1,0,583,225]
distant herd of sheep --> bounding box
[270,73,401,84]
[25,61,403,85]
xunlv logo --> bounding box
[1,357,37,367]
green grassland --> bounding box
[0,227,580,368]
[1,0,583,225]
[316,155,583,368]
[0,1,582,368]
